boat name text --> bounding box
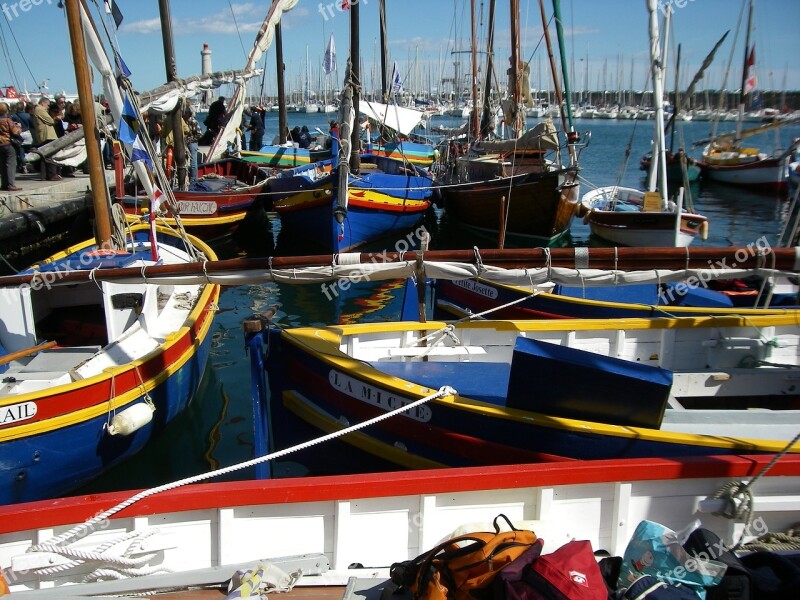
[454,279,499,300]
[328,370,432,422]
[177,200,218,215]
[1,401,37,425]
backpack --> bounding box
[390,514,539,600]
[494,540,609,600]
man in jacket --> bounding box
[0,102,22,191]
[32,97,60,181]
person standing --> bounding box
[202,95,226,143]
[183,106,202,182]
[0,102,22,191]
[32,96,60,181]
[247,106,265,151]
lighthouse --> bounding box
[201,43,212,106]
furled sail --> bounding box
[207,0,300,162]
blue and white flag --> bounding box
[390,61,403,94]
[322,33,336,75]
[117,94,139,146]
[131,135,153,170]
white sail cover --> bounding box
[207,0,300,162]
[473,120,561,153]
[359,100,424,136]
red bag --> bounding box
[495,540,608,600]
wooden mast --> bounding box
[480,0,496,137]
[349,0,361,173]
[158,0,187,189]
[469,0,480,137]
[379,0,389,103]
[64,0,112,247]
[276,23,288,144]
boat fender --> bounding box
[582,209,593,225]
[165,147,174,180]
[107,402,155,436]
[700,221,709,240]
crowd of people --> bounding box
[0,91,339,193]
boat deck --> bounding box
[152,585,348,599]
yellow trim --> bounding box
[283,390,445,469]
[349,188,429,209]
[282,318,800,454]
[0,226,221,439]
[125,213,246,228]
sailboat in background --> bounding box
[581,0,708,248]
[700,0,799,190]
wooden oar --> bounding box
[0,341,57,367]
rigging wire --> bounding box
[227,0,249,63]
[0,9,38,91]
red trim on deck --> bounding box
[0,455,797,534]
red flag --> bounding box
[744,45,757,93]
[341,0,350,9]
[5,86,18,99]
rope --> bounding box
[708,428,800,550]
[738,523,800,553]
[29,385,458,552]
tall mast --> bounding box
[480,0,496,137]
[276,23,287,144]
[551,0,575,129]
[64,0,112,247]
[508,0,523,134]
[379,0,389,102]
[739,0,754,109]
[647,0,669,204]
[470,0,479,137]
[349,0,361,173]
[158,0,187,189]
[538,0,573,163]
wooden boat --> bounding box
[360,100,436,167]
[265,315,800,468]
[581,187,708,247]
[0,454,798,596]
[434,272,799,320]
[118,157,270,241]
[437,123,581,247]
[239,145,331,168]
[0,226,219,505]
[581,1,708,248]
[435,0,583,247]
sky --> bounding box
[0,0,798,101]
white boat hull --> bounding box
[1,456,798,595]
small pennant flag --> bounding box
[114,50,132,80]
[104,0,123,29]
[117,94,140,146]
[341,0,350,10]
[150,186,165,214]
[131,135,153,170]
[390,61,403,94]
[744,45,757,94]
[322,33,336,75]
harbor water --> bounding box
[78,114,800,493]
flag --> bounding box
[104,0,123,28]
[5,87,18,99]
[118,94,140,146]
[114,50,132,80]
[323,33,336,75]
[341,0,350,9]
[390,61,403,94]
[744,45,757,94]
[131,135,153,170]
[150,186,165,214]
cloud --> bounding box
[120,3,310,36]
